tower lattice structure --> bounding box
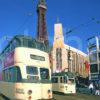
[37,0,49,49]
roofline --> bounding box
[65,44,88,57]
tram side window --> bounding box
[3,69,9,81]
[3,66,22,82]
[28,40,35,48]
[23,39,34,48]
[36,42,45,51]
[68,79,75,84]
[64,76,67,83]
[60,77,63,83]
[10,40,20,50]
[52,77,58,83]
[23,39,28,47]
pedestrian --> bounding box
[89,82,94,94]
[95,84,100,96]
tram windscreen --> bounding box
[90,64,98,73]
[26,66,39,81]
[26,66,38,75]
[68,78,75,84]
[40,68,49,80]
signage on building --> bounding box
[91,74,99,80]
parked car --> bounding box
[76,84,91,94]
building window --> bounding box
[89,52,97,63]
[56,48,62,71]
[98,52,100,61]
[90,64,98,73]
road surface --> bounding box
[53,93,100,100]
[0,93,100,100]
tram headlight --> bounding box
[28,90,32,95]
[28,96,32,100]
[48,89,52,99]
[48,89,51,93]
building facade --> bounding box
[87,36,100,81]
[52,23,89,78]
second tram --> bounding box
[52,72,76,94]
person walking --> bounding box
[95,84,100,95]
[89,82,94,94]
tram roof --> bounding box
[0,35,47,56]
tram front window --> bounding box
[68,78,75,84]
[26,66,39,81]
[26,66,38,75]
[40,68,49,80]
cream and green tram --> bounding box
[52,72,76,94]
[0,35,52,100]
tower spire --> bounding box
[37,0,49,51]
[38,0,46,6]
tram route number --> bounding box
[16,88,25,94]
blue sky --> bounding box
[0,0,100,53]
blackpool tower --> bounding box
[37,0,49,50]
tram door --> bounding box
[59,76,64,93]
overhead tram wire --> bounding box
[65,18,100,35]
[15,0,37,34]
[15,13,33,34]
[0,0,37,52]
